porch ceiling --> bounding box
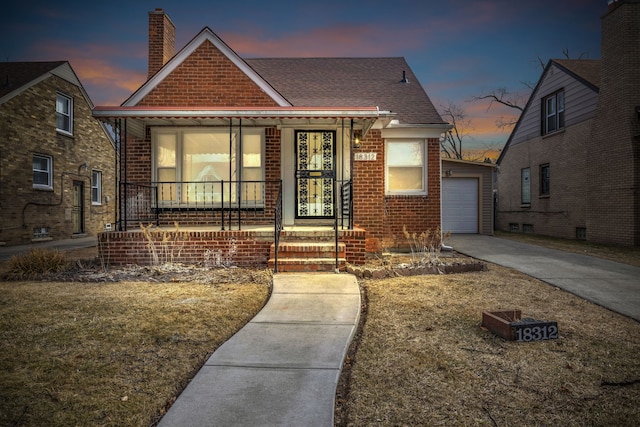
[93,106,394,138]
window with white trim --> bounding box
[543,90,564,134]
[33,154,53,189]
[153,128,265,206]
[92,170,102,205]
[385,140,427,195]
[56,92,73,134]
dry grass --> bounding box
[0,275,270,427]
[1,234,639,427]
[336,263,640,426]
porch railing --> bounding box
[118,180,279,231]
[120,182,159,228]
[273,180,283,273]
[339,180,353,230]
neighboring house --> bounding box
[496,0,640,246]
[93,9,450,268]
[0,61,116,246]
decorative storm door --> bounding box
[295,131,336,218]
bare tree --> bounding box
[472,87,525,129]
[474,50,588,130]
[440,102,502,162]
[439,103,468,160]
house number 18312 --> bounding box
[513,322,558,342]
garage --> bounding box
[442,177,479,233]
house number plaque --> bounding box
[512,320,558,342]
[355,152,377,161]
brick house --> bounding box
[94,9,450,269]
[496,0,640,246]
[0,61,116,246]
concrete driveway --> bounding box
[447,234,640,322]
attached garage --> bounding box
[443,177,478,233]
[441,159,496,235]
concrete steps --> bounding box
[269,241,346,272]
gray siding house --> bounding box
[496,0,639,246]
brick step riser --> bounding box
[269,241,346,272]
[270,251,346,259]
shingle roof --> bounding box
[0,61,67,99]
[553,59,601,89]
[245,57,446,125]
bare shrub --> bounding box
[140,222,189,265]
[6,248,70,279]
[402,225,451,267]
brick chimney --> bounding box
[586,0,640,245]
[148,8,175,79]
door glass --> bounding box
[296,131,335,218]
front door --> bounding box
[295,131,335,218]
[72,181,84,234]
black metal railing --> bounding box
[339,180,353,229]
[120,182,159,230]
[119,180,279,230]
[273,180,283,273]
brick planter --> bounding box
[482,310,559,342]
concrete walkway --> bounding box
[157,273,361,427]
[448,234,640,322]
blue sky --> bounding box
[2,0,604,150]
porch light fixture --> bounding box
[352,129,362,149]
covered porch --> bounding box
[93,106,393,270]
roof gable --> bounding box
[124,28,290,107]
[497,59,600,164]
[0,61,83,104]
[553,59,600,91]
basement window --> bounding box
[576,227,587,240]
[33,227,50,239]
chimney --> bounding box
[148,8,175,79]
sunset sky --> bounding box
[2,0,604,150]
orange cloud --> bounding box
[27,39,147,105]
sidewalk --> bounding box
[157,273,361,427]
[448,234,640,322]
[0,236,98,262]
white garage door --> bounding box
[442,178,478,233]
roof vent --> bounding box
[401,70,409,83]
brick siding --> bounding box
[353,132,441,251]
[139,41,280,108]
[0,75,116,245]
